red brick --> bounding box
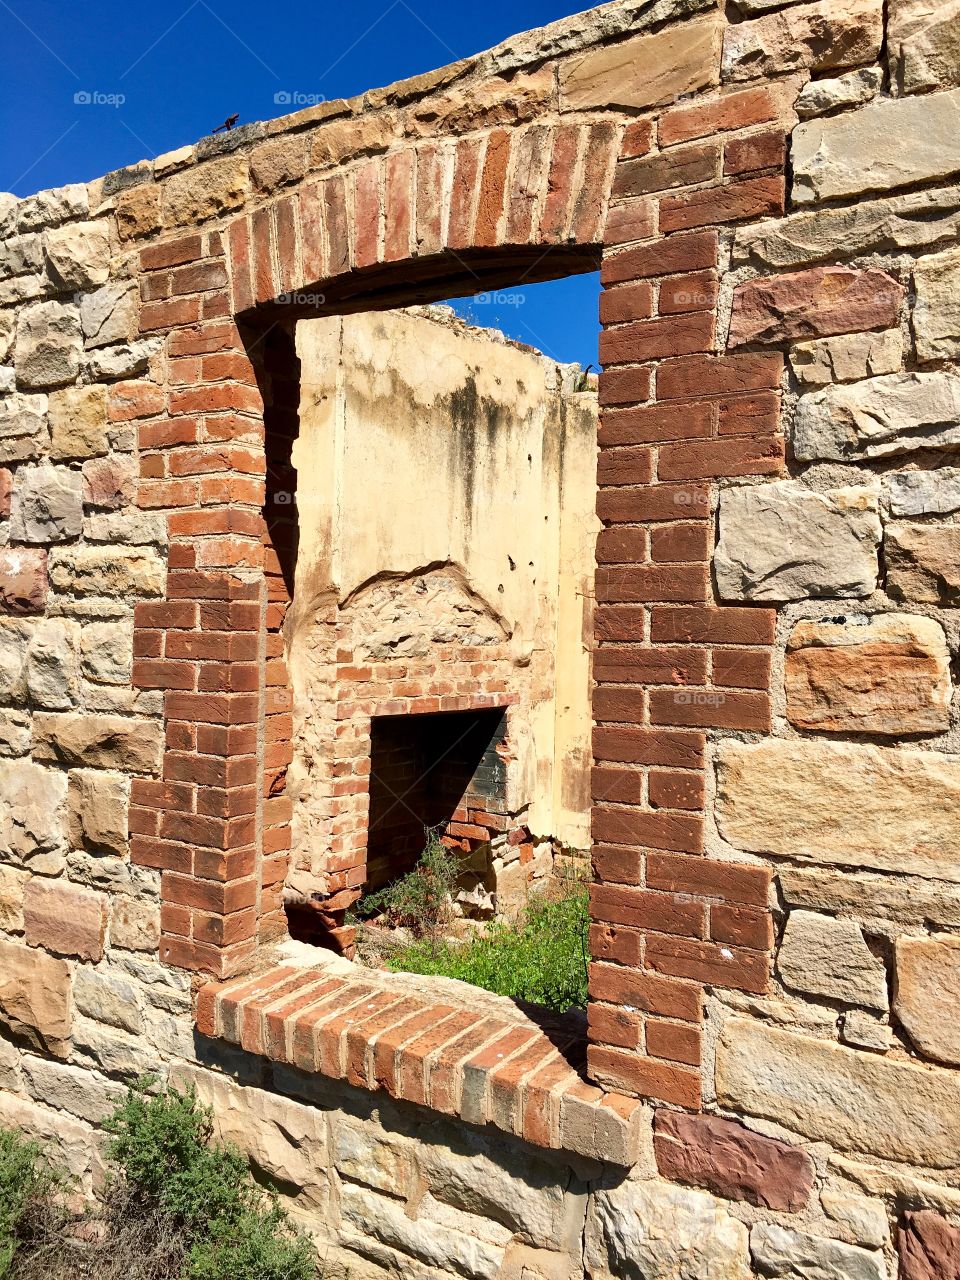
[596,527,647,565]
[588,1044,701,1108]
[660,86,782,147]
[540,125,579,242]
[383,150,414,262]
[712,648,772,690]
[594,806,704,854]
[604,200,655,247]
[711,903,773,951]
[657,352,783,400]
[645,1019,701,1066]
[724,129,787,178]
[591,883,704,937]
[649,687,771,732]
[602,230,717,285]
[613,143,718,199]
[593,646,707,686]
[593,725,705,769]
[647,852,771,908]
[596,564,709,604]
[448,137,484,250]
[588,1002,642,1050]
[660,176,785,233]
[109,381,165,422]
[648,769,704,812]
[600,312,715,365]
[589,922,643,966]
[597,445,654,486]
[595,606,648,643]
[140,235,203,270]
[598,366,652,408]
[600,402,712,446]
[139,296,201,332]
[621,118,654,160]
[718,391,781,437]
[645,933,769,994]
[592,844,643,885]
[657,436,784,480]
[599,282,654,325]
[659,270,718,316]
[597,481,711,524]
[571,122,619,244]
[650,523,710,563]
[651,606,776,646]
[353,159,381,269]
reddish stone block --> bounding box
[898,1211,960,1280]
[728,266,904,347]
[0,548,47,613]
[24,880,107,962]
[0,468,12,518]
[654,1111,814,1211]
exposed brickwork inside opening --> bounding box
[114,51,806,1115]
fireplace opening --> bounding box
[365,707,509,894]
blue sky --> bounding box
[0,0,601,367]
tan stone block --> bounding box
[0,865,27,932]
[889,0,960,94]
[894,934,960,1066]
[161,154,248,226]
[0,757,67,873]
[717,738,960,882]
[115,184,161,240]
[779,864,960,931]
[68,768,129,856]
[884,522,960,604]
[792,86,960,205]
[24,877,107,961]
[33,711,163,773]
[717,1016,960,1168]
[43,220,111,290]
[785,613,951,735]
[308,112,401,168]
[0,937,72,1056]
[789,330,902,387]
[0,1092,102,1193]
[249,133,309,192]
[109,897,160,953]
[722,0,883,82]
[778,909,888,1010]
[408,68,552,135]
[48,384,109,460]
[560,16,722,112]
[47,545,165,597]
[14,299,82,389]
[914,244,960,362]
[794,371,960,461]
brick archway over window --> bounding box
[129,41,790,1113]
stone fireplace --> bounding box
[281,306,599,947]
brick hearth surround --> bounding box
[127,75,790,1142]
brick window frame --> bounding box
[129,93,789,1135]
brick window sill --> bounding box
[196,947,643,1165]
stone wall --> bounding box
[2,0,960,1277]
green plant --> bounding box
[0,1128,61,1278]
[386,886,590,1012]
[357,830,461,937]
[187,1206,316,1280]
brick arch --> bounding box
[131,76,788,1111]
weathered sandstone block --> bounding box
[67,768,129,856]
[778,910,888,1011]
[750,1223,884,1280]
[115,185,161,241]
[717,739,960,882]
[0,393,48,464]
[82,455,137,509]
[47,545,165,597]
[722,0,882,82]
[16,183,86,230]
[728,267,901,347]
[0,547,48,613]
[894,935,960,1066]
[794,371,960,461]
[0,757,67,873]
[80,281,138,349]
[14,299,82,389]
[48,384,108,459]
[109,897,160,953]
[74,966,142,1035]
[653,1111,813,1212]
[897,1210,960,1280]
[44,220,111,290]
[792,86,960,204]
[717,1017,960,1167]
[584,1176,751,1280]
[160,154,248,226]
[24,616,80,710]
[560,16,721,111]
[79,620,132,684]
[715,481,880,601]
[24,878,107,961]
[784,614,951,735]
[780,865,960,931]
[913,244,960,362]
[0,1092,102,1193]
[734,183,960,270]
[795,66,881,118]
[20,1056,125,1126]
[33,712,163,772]
[889,0,960,95]
[789,330,902,386]
[9,462,83,542]
[0,937,71,1056]
[0,865,26,932]
[884,522,960,604]
[885,468,960,517]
